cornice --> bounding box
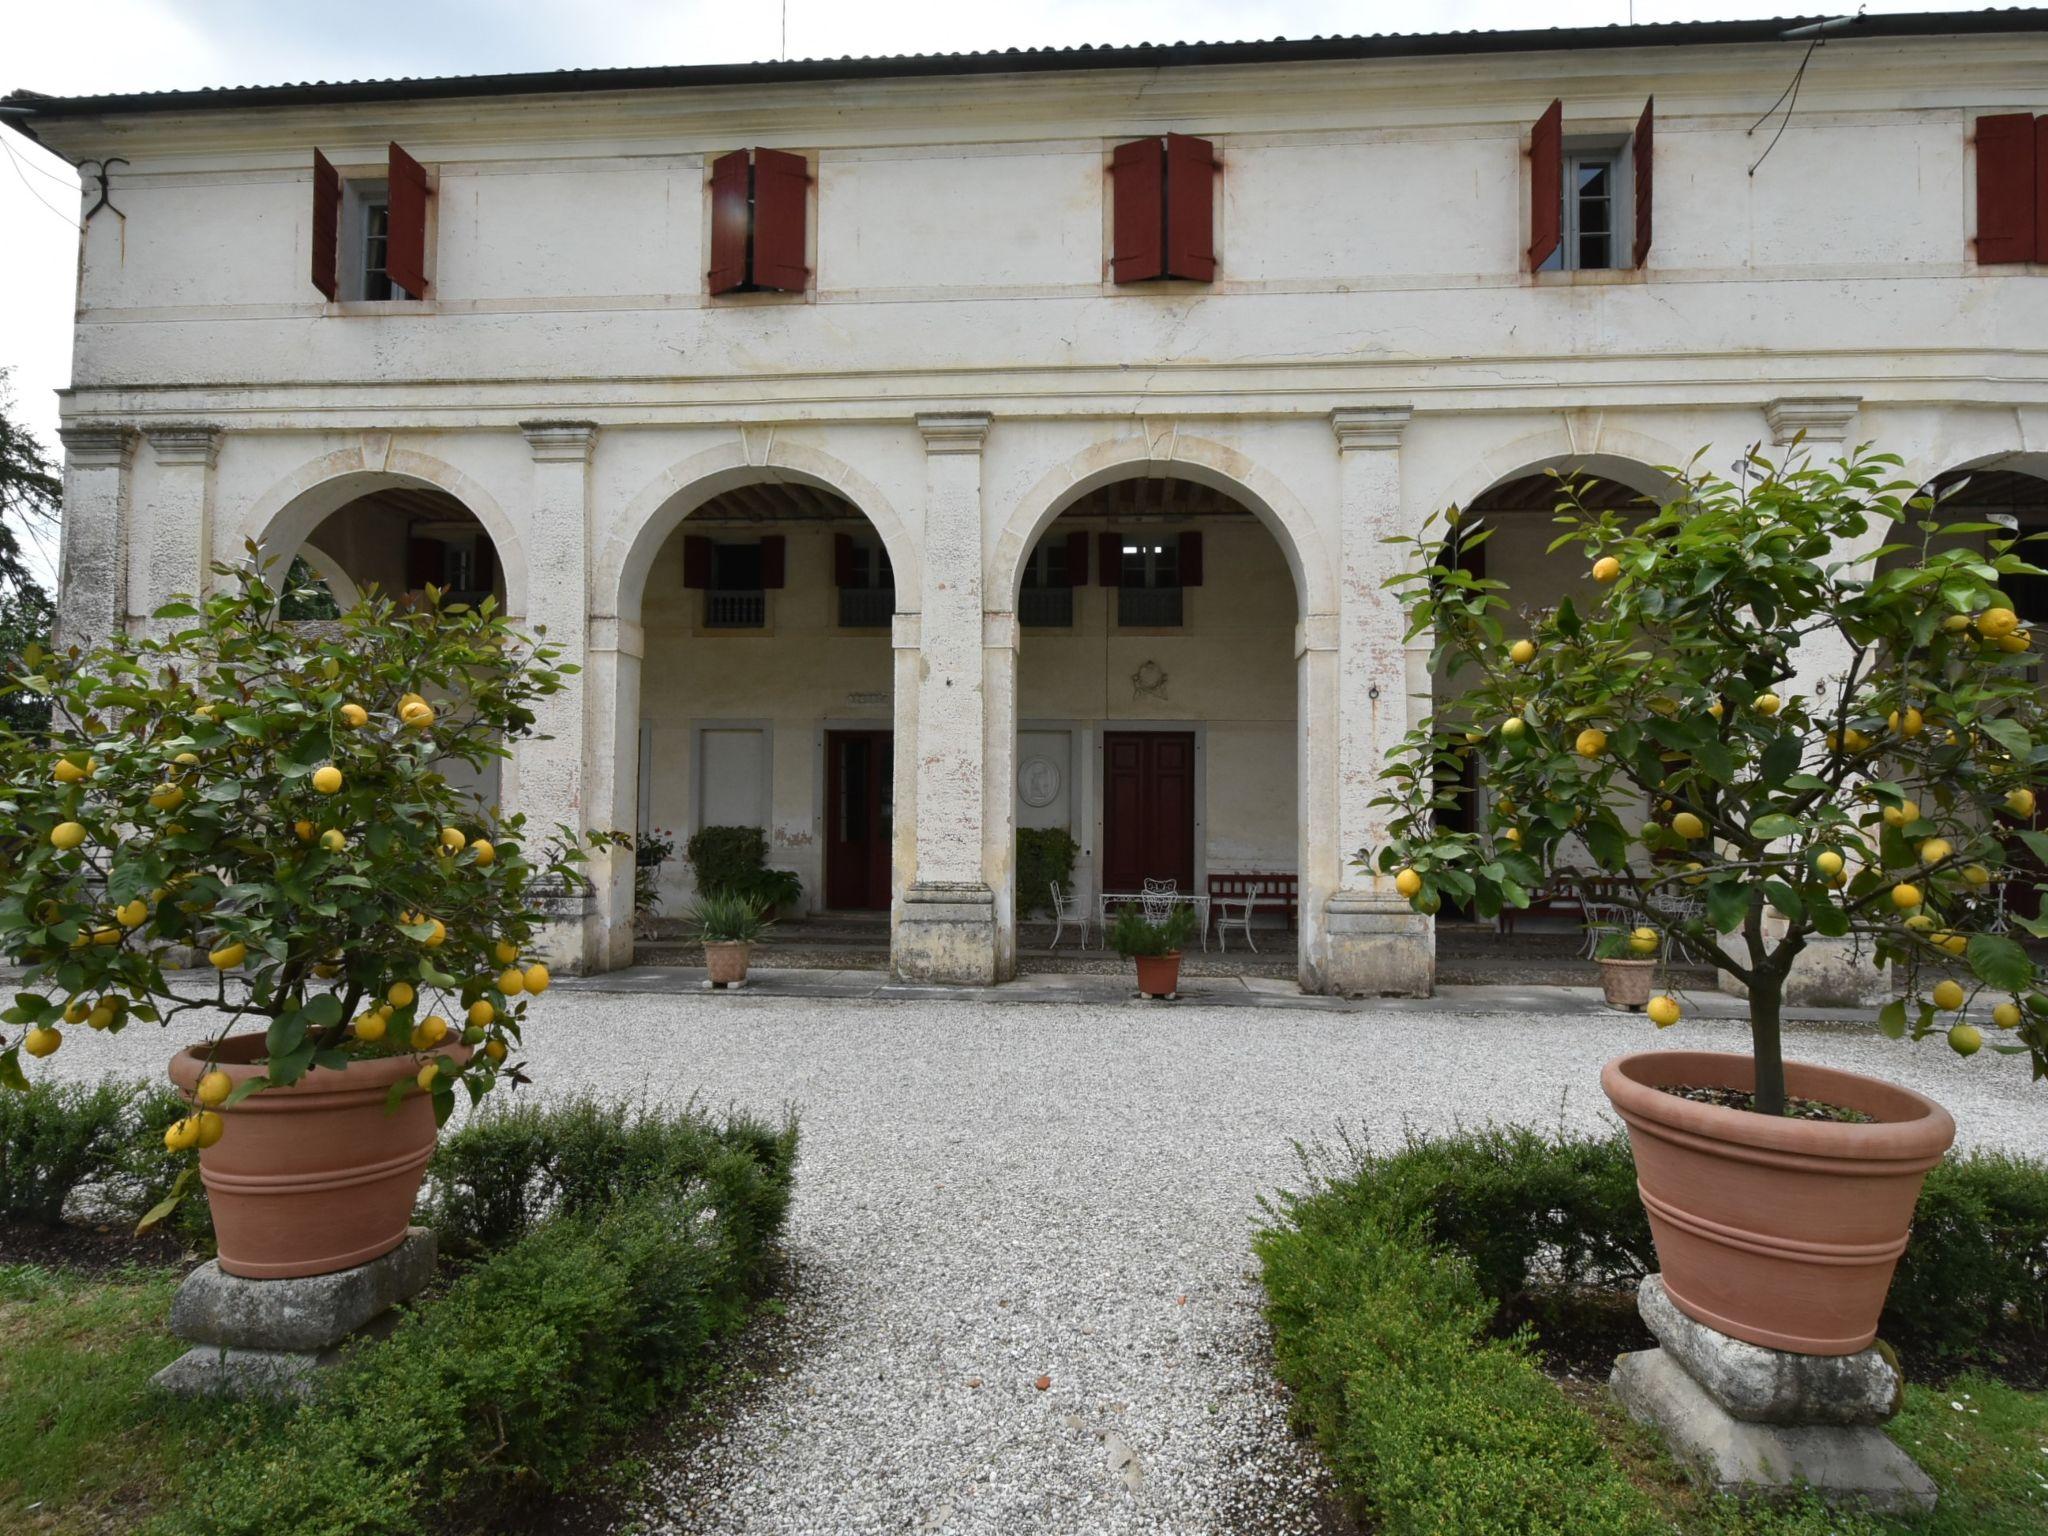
[917,411,993,454]
[1765,396,1862,444]
[520,419,599,462]
[57,424,137,468]
[1332,405,1414,452]
[143,424,223,467]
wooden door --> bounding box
[825,731,893,910]
[1101,732,1195,896]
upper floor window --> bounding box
[1975,112,2047,265]
[312,143,430,302]
[684,533,785,630]
[1111,133,1218,284]
[1020,532,1086,628]
[709,148,811,295]
[835,534,893,628]
[1104,530,1203,628]
[1529,98,1653,274]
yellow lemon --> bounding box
[1976,606,2020,638]
[439,827,467,854]
[387,981,416,1009]
[62,998,90,1024]
[294,819,316,843]
[498,967,527,997]
[2007,788,2037,819]
[484,1038,507,1064]
[1755,693,1781,717]
[354,1011,388,1043]
[1815,851,1844,879]
[1948,1023,1983,1057]
[339,703,368,728]
[493,940,519,967]
[1993,1001,2022,1030]
[1394,868,1423,898]
[1628,927,1659,956]
[1671,811,1705,841]
[1843,728,1873,753]
[1707,700,1724,720]
[1933,979,1966,1011]
[400,691,426,712]
[197,1070,233,1107]
[472,840,496,867]
[311,764,343,795]
[1575,728,1609,760]
[1891,884,1923,911]
[148,783,186,811]
[522,963,551,995]
[1897,707,1924,738]
[1503,827,1523,845]
[412,1015,449,1049]
[1646,996,1681,1028]
[53,757,88,783]
[164,1116,199,1152]
[401,701,435,730]
[208,940,247,970]
[466,999,496,1029]
[1509,639,1536,666]
[1501,716,1526,739]
[424,918,447,949]
[1905,914,1937,933]
[86,1002,115,1030]
[1998,631,2032,653]
[50,821,87,851]
[194,1111,225,1148]
[1919,838,1953,866]
[1962,864,1992,887]
[416,1062,440,1092]
[1592,556,1621,584]
[1942,612,1972,633]
[116,898,149,928]
[24,1025,61,1058]
[1942,932,1969,957]
[1883,799,1921,829]
[320,829,348,852]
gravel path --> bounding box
[32,989,2048,1534]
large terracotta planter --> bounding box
[704,941,752,985]
[1598,957,1657,1009]
[1601,1049,1955,1355]
[1134,951,1182,998]
[169,1033,469,1280]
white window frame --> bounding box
[1541,136,1634,274]
[336,176,416,302]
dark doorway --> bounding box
[1102,731,1196,894]
[825,730,893,910]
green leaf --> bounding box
[303,993,344,1030]
[1811,902,1850,938]
[1763,880,1804,921]
[221,1075,271,1109]
[1967,933,2034,993]
[136,1167,195,1234]
[1981,718,2034,758]
[0,1049,27,1093]
[151,602,199,619]
[1760,735,1801,787]
[1706,880,1750,935]
[1877,1000,1907,1040]
[266,1009,307,1063]
[1750,813,1800,841]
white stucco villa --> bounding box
[6,12,2047,995]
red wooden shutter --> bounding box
[1975,113,2037,265]
[311,149,341,300]
[1632,96,1654,271]
[759,535,786,590]
[473,540,496,596]
[1164,133,1217,281]
[833,533,856,587]
[1064,529,1090,587]
[386,141,430,297]
[751,148,809,292]
[1528,98,1563,271]
[708,149,751,294]
[1111,138,1166,283]
[2038,116,2048,262]
[683,535,712,590]
[1178,531,1204,587]
[405,537,441,592]
[1098,531,1123,587]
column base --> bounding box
[894,882,998,985]
[1320,891,1433,998]
[528,875,602,974]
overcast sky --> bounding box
[0,1,2020,581]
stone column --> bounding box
[138,425,222,634]
[1321,406,1433,996]
[513,421,601,970]
[893,412,998,984]
[52,425,135,650]
[983,613,1021,982]
[585,616,643,971]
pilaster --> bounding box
[138,425,222,635]
[53,425,136,650]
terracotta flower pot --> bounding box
[1601,1049,1955,1355]
[1598,957,1657,1009]
[704,940,752,985]
[169,1032,470,1280]
[1134,951,1182,998]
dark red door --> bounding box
[825,731,893,910]
[1102,732,1195,895]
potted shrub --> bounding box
[683,891,769,985]
[1596,924,1662,1009]
[1367,446,2046,1355]
[0,557,580,1279]
[1111,902,1198,998]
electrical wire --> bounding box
[1747,37,1821,177]
[1,131,80,230]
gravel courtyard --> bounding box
[34,986,2048,1535]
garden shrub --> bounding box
[1015,827,1078,917]
[0,1078,136,1224]
[684,825,802,914]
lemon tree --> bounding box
[0,554,581,1171]
[1368,446,2048,1115]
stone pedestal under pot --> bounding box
[153,1227,436,1399]
[1611,1275,1936,1514]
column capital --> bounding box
[1764,396,1860,446]
[1331,405,1413,453]
[57,424,138,468]
[143,424,223,468]
[520,420,600,462]
[916,411,992,454]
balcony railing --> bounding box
[1019,587,1074,628]
[705,590,766,629]
[1117,586,1184,627]
[837,586,895,628]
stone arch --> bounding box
[600,439,917,624]
[1439,420,1693,523]
[989,432,1337,617]
[294,543,363,610]
[237,441,528,616]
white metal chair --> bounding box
[1580,899,1630,958]
[1140,889,1178,924]
[1215,890,1259,953]
[1048,882,1090,950]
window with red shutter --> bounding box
[1178,531,1204,587]
[1111,138,1166,283]
[751,148,810,292]
[833,532,856,588]
[683,535,712,590]
[1164,134,1217,281]
[385,142,431,297]
[759,535,787,590]
[708,149,752,294]
[311,150,341,300]
[1065,529,1091,587]
[1975,113,2039,265]
[1632,97,1654,271]
[1528,99,1564,271]
[1098,532,1123,587]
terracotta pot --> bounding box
[704,940,753,985]
[1134,951,1182,998]
[168,1032,470,1280]
[1598,957,1658,1009]
[1601,1050,1955,1355]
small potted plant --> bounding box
[1595,922,1663,1009]
[683,891,769,986]
[1369,446,2048,1357]
[0,556,580,1280]
[1111,902,1198,998]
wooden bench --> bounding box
[1207,872,1299,930]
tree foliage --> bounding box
[1366,446,2048,1112]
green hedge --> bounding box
[1015,827,1078,918]
[0,1079,138,1225]
[154,1097,798,1536]
[684,824,804,915]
